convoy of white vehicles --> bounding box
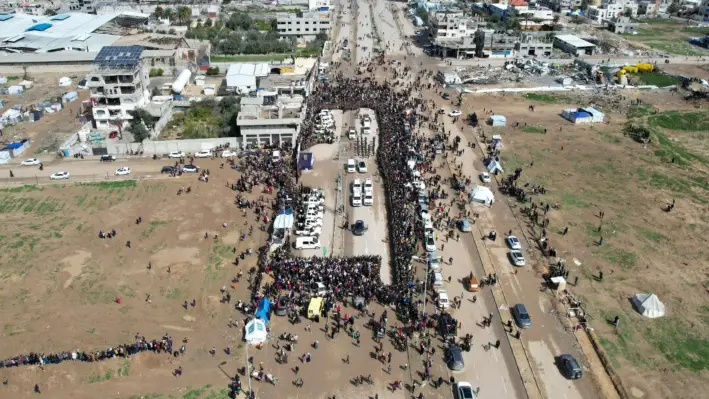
[351,178,363,207]
[294,188,326,250]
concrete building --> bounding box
[515,34,553,56]
[308,0,332,10]
[537,0,584,12]
[695,0,709,19]
[236,94,307,148]
[86,46,150,130]
[115,33,211,72]
[638,0,667,15]
[225,62,270,95]
[430,10,484,39]
[586,0,639,24]
[276,10,330,43]
[605,16,638,33]
[512,5,555,30]
[553,34,596,55]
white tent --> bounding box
[245,318,268,344]
[470,186,495,206]
[486,159,503,174]
[631,293,665,318]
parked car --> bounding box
[448,110,462,117]
[21,158,40,166]
[425,235,436,252]
[509,250,525,266]
[182,165,200,173]
[295,226,322,236]
[221,150,237,158]
[168,151,185,158]
[194,150,212,158]
[428,252,441,271]
[352,220,368,236]
[456,382,476,399]
[100,154,116,162]
[357,160,367,173]
[512,303,532,329]
[295,236,321,250]
[479,172,491,183]
[161,165,175,174]
[445,344,465,371]
[274,297,290,316]
[506,235,522,250]
[436,290,450,309]
[558,354,583,380]
[115,167,131,176]
[50,171,70,180]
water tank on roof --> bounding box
[172,69,192,94]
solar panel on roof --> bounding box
[94,46,144,69]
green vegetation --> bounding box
[117,360,131,377]
[627,22,707,56]
[78,180,138,190]
[0,185,43,193]
[182,385,211,399]
[598,246,637,270]
[647,316,709,372]
[626,104,656,119]
[520,125,546,134]
[142,220,170,238]
[561,193,591,208]
[634,72,681,87]
[205,244,232,281]
[522,93,569,103]
[88,369,113,383]
[149,68,164,77]
[648,111,709,132]
[166,96,241,139]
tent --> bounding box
[487,114,506,127]
[59,77,72,87]
[244,318,268,345]
[631,293,665,318]
[486,159,503,174]
[255,297,271,322]
[469,186,494,205]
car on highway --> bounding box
[558,354,583,380]
[168,151,185,158]
[512,303,532,329]
[445,344,465,371]
[436,290,450,309]
[506,235,522,250]
[221,150,237,158]
[21,158,40,166]
[509,250,525,266]
[194,150,212,158]
[100,154,116,162]
[479,172,491,183]
[357,160,367,173]
[50,171,70,180]
[352,220,368,236]
[182,165,200,173]
[448,110,462,117]
[115,167,131,176]
[161,165,175,174]
[456,381,476,399]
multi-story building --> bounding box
[537,0,584,12]
[276,10,330,43]
[695,0,709,19]
[586,0,639,24]
[510,1,555,30]
[236,94,307,148]
[430,10,483,39]
[66,0,97,13]
[87,46,150,130]
[308,0,331,10]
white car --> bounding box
[456,382,476,399]
[425,235,437,252]
[295,226,322,236]
[357,160,367,173]
[168,151,185,158]
[295,236,321,250]
[21,158,40,166]
[449,110,462,117]
[506,235,522,250]
[479,172,491,183]
[115,167,131,176]
[183,165,200,173]
[194,150,212,158]
[221,150,237,158]
[50,171,70,180]
[437,290,450,309]
[509,250,526,266]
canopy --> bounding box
[486,159,503,174]
[469,186,494,205]
[255,297,271,321]
[245,318,268,344]
[630,293,665,318]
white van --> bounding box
[432,271,444,288]
[352,178,363,207]
[348,128,356,140]
[362,127,371,135]
[346,159,356,173]
[272,150,281,162]
[295,236,321,250]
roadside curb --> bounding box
[470,228,544,399]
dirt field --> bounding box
[625,20,709,57]
[454,88,709,398]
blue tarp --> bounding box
[255,297,271,322]
[279,207,293,215]
[298,152,314,170]
[26,23,52,32]
[571,111,591,118]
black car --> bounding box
[351,220,368,236]
[559,354,583,379]
[274,297,289,316]
[438,313,457,338]
[445,344,465,371]
[161,165,175,174]
[100,154,116,162]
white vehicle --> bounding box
[348,128,356,139]
[346,159,356,173]
[50,171,70,180]
[304,209,324,220]
[194,150,212,158]
[183,165,199,173]
[363,177,374,206]
[437,290,450,309]
[362,115,371,128]
[272,150,281,162]
[297,218,323,228]
[115,167,131,176]
[295,226,322,236]
[456,382,476,399]
[479,172,491,183]
[421,211,433,230]
[21,158,40,166]
[314,282,328,296]
[221,150,237,158]
[425,235,437,252]
[168,151,185,158]
[303,196,325,206]
[362,127,371,135]
[352,178,362,207]
[295,236,321,250]
[428,253,441,271]
[506,235,522,250]
[509,250,526,266]
[448,110,462,117]
[357,160,367,173]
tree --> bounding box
[667,0,680,14]
[154,6,164,20]
[204,18,213,27]
[177,7,191,25]
[624,8,632,17]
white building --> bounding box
[430,10,482,39]
[586,0,639,24]
[236,95,307,148]
[308,0,332,10]
[87,46,150,130]
[225,63,270,95]
[553,34,596,55]
[510,2,555,30]
[537,0,584,12]
[276,10,330,43]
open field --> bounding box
[626,21,709,56]
[459,89,709,398]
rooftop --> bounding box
[227,62,270,78]
[554,34,596,48]
[237,94,305,125]
[93,45,144,70]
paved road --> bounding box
[441,56,708,69]
[354,0,374,64]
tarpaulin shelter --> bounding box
[469,186,495,205]
[487,114,507,126]
[631,293,665,318]
[245,318,268,345]
[255,297,271,322]
[298,152,314,170]
[486,159,504,174]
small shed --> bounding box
[487,115,507,127]
[562,107,605,124]
[298,152,315,170]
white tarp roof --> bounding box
[487,159,503,174]
[245,318,268,344]
[470,186,494,205]
[631,293,665,318]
